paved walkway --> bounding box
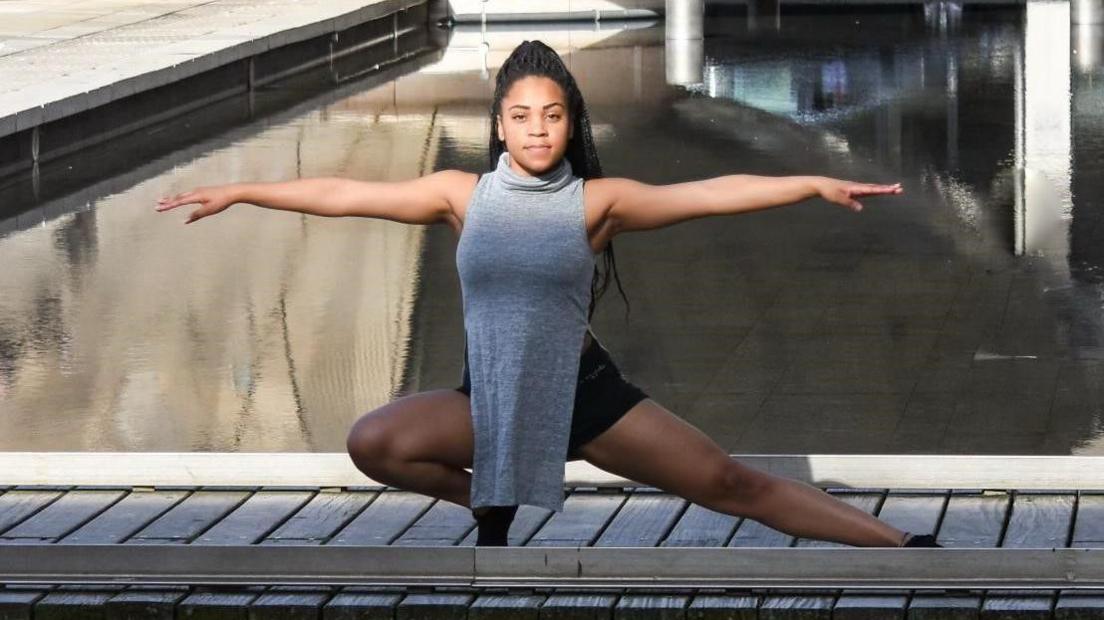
[0,0,413,139]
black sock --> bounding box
[902,533,942,548]
[473,505,518,546]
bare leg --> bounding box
[575,398,908,547]
[346,389,520,545]
[346,389,475,509]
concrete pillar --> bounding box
[665,0,703,86]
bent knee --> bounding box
[346,412,396,466]
[712,460,774,510]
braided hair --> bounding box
[489,40,630,322]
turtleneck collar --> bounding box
[494,151,574,193]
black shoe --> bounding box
[473,505,518,547]
[902,533,942,548]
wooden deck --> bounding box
[2,481,1104,619]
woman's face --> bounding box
[496,76,574,177]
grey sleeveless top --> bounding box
[456,151,595,512]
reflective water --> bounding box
[2,5,1103,454]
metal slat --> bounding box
[2,546,1104,589]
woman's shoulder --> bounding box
[430,170,481,233]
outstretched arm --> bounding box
[155,170,475,229]
[594,175,902,234]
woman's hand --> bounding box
[155,185,241,224]
[814,177,902,212]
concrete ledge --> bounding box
[1,453,1102,489]
[0,0,427,142]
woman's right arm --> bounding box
[156,170,476,230]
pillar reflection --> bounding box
[665,0,704,86]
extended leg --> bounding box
[575,398,909,547]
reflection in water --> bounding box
[3,5,1104,455]
[0,110,432,451]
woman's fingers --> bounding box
[850,182,902,196]
[155,190,200,211]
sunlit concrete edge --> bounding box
[1,453,1103,489]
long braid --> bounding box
[488,40,631,322]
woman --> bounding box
[156,41,940,549]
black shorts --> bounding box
[455,336,649,461]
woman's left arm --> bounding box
[596,175,902,234]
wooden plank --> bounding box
[1001,493,1075,548]
[128,491,249,543]
[1072,494,1104,548]
[908,593,982,620]
[230,489,368,613]
[322,587,405,620]
[661,504,740,547]
[526,491,628,547]
[458,504,554,547]
[249,586,335,620]
[33,587,127,620]
[759,489,878,608]
[1054,591,1104,619]
[251,490,375,620]
[177,587,266,620]
[758,591,836,620]
[58,490,188,544]
[875,491,947,539]
[938,491,1011,548]
[686,593,759,619]
[0,587,50,620]
[395,591,475,620]
[980,493,1071,619]
[824,492,900,618]
[825,492,900,617]
[104,585,190,620]
[831,592,909,620]
[0,490,64,535]
[727,515,791,548]
[794,491,884,548]
[539,591,619,619]
[979,590,1054,620]
[392,500,474,546]
[329,491,433,545]
[32,488,181,620]
[1,490,124,541]
[467,592,546,619]
[614,592,692,619]
[264,491,376,543]
[888,492,975,620]
[594,491,686,547]
[195,491,314,545]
